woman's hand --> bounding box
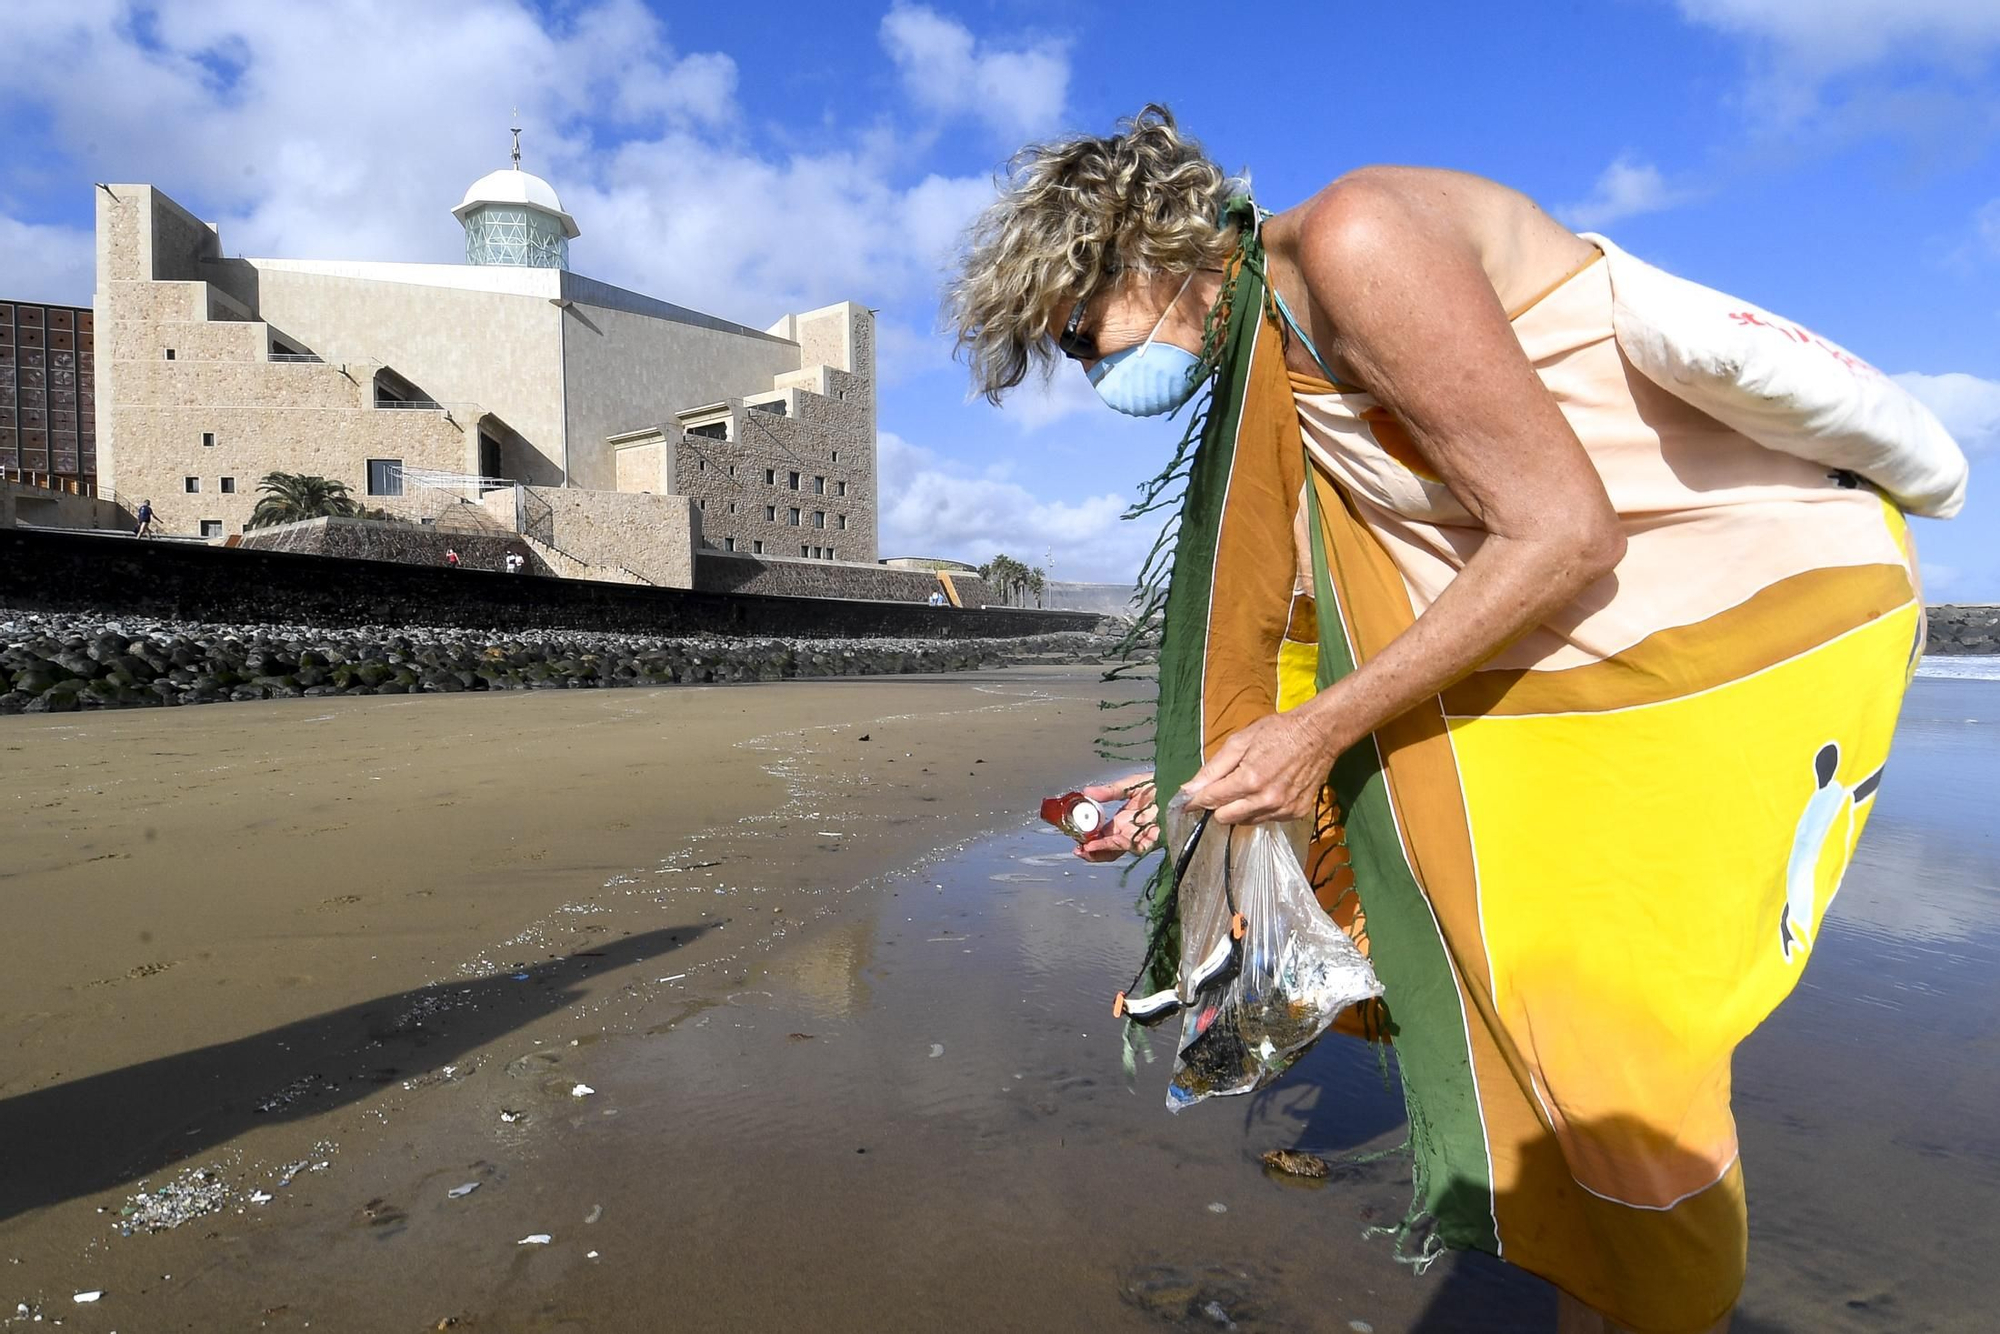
[1074,772,1160,862]
[1182,702,1347,826]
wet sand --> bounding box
[3,674,1995,1331]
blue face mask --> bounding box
[1085,273,1204,417]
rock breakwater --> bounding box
[0,611,1124,715]
[1928,604,1998,656]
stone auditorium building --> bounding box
[89,137,877,586]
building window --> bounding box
[832,451,838,462]
[201,431,216,448]
[788,471,800,490]
[724,537,736,552]
[787,507,801,526]
[220,477,236,494]
[728,502,736,514]
[836,480,847,496]
[688,421,727,441]
[184,476,200,493]
[838,514,847,530]
[802,544,811,557]
[164,348,175,360]
[764,469,775,484]
[366,458,405,497]
[813,476,825,495]
[697,458,706,472]
[697,499,705,510]
[765,505,776,521]
[728,465,736,477]
[752,400,788,417]
[814,511,825,529]
[753,540,764,554]
[828,547,836,560]
[200,520,222,538]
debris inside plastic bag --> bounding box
[1157,794,1383,1111]
[1260,1149,1331,1180]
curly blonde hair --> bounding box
[946,104,1239,404]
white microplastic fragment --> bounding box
[249,1191,274,1204]
[73,1291,103,1303]
[447,1182,480,1199]
[518,1234,552,1245]
[928,1044,944,1058]
[570,1083,595,1097]
[1208,1202,1228,1214]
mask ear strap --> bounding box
[1137,271,1199,355]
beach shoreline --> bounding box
[4,673,1995,1332]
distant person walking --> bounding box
[133,500,154,538]
[505,551,525,574]
[927,589,947,606]
[444,547,461,569]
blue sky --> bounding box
[3,0,1995,593]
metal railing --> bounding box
[374,397,445,410]
[3,468,97,498]
[267,351,324,363]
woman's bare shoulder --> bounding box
[1273,167,1595,311]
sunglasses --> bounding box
[1055,267,1212,364]
[1056,293,1097,362]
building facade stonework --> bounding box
[92,178,877,574]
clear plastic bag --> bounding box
[1161,793,1383,1111]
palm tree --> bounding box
[978,553,1048,607]
[247,472,362,529]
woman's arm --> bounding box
[1185,175,1626,825]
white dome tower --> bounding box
[453,122,579,269]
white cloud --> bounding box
[1893,371,2000,453]
[1558,155,1701,229]
[876,431,1152,580]
[999,365,1107,429]
[1675,0,2000,74]
[1978,199,2000,256]
[879,4,1069,140]
[0,0,1010,327]
[0,213,94,305]
[1672,0,2000,137]
[1921,561,1961,594]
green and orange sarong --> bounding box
[1143,216,1920,1332]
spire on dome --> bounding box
[510,110,522,171]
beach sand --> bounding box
[2,672,1994,1331]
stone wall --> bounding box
[239,516,537,575]
[513,486,697,587]
[1927,604,1999,655]
[672,306,876,564]
[695,552,996,604]
[1,479,131,533]
[0,526,1104,640]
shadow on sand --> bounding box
[0,925,707,1223]
[1403,1114,1799,1334]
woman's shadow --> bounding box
[0,924,707,1224]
